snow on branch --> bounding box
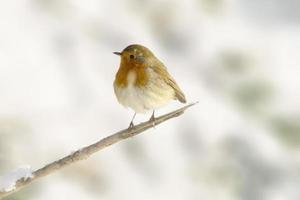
[0,103,196,199]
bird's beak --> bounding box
[113,52,122,56]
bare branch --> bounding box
[0,103,196,199]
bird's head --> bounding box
[114,44,155,67]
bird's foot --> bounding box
[149,114,156,128]
[128,121,134,129]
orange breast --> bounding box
[115,60,148,87]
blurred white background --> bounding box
[0,0,300,199]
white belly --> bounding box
[114,70,175,113]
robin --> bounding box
[113,44,186,128]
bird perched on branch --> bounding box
[113,44,186,128]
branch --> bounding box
[0,103,196,199]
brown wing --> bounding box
[166,76,186,103]
[150,59,186,103]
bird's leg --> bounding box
[149,110,156,127]
[128,112,136,129]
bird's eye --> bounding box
[129,54,134,59]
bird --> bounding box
[113,44,186,128]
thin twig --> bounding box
[0,103,196,199]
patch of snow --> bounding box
[0,165,34,192]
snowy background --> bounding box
[0,0,300,199]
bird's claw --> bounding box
[149,115,156,128]
[128,122,134,129]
